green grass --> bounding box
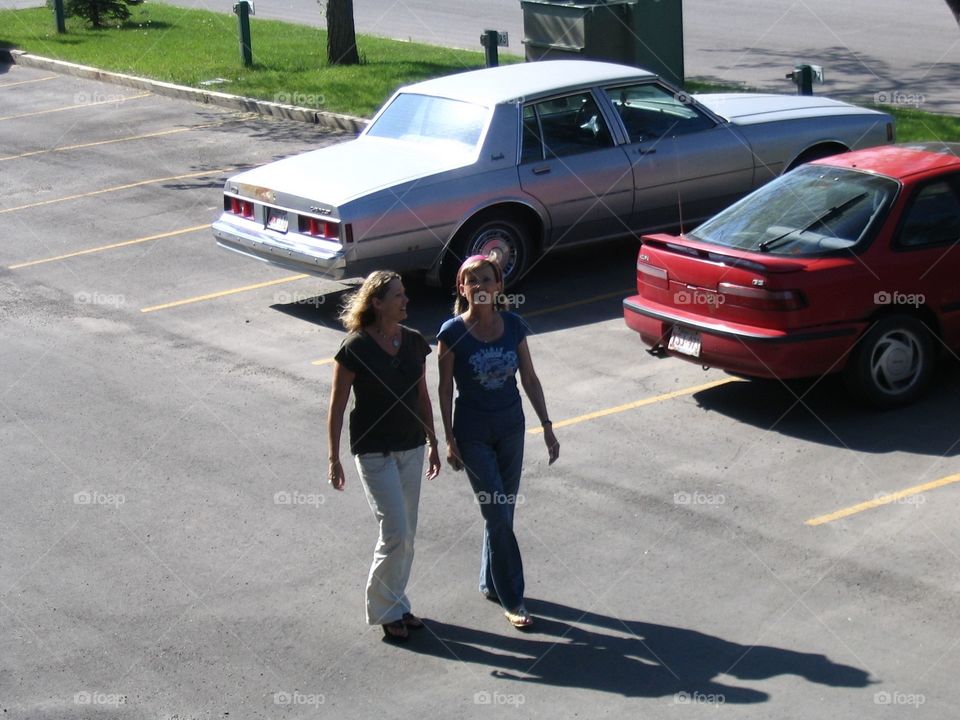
[2,2,959,139]
[0,3,517,117]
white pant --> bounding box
[354,446,424,625]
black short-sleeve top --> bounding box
[334,325,431,455]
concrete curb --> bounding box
[1,48,369,134]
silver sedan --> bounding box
[213,60,894,289]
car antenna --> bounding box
[674,136,685,234]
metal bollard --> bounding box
[786,63,823,96]
[234,0,254,67]
[481,30,508,68]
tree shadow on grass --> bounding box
[405,598,872,702]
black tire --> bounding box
[844,314,935,409]
[443,214,533,291]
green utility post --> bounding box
[53,0,66,33]
[234,0,253,67]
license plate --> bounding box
[667,326,701,357]
[266,208,288,233]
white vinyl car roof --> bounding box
[399,60,657,106]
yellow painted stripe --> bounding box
[0,92,151,121]
[140,274,309,313]
[528,377,740,434]
[524,288,634,318]
[9,225,208,269]
[805,473,960,526]
[0,76,58,89]
[0,123,220,162]
[0,167,234,215]
[307,288,634,366]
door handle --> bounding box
[637,148,657,155]
[532,165,551,175]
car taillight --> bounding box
[718,282,806,311]
[636,252,668,290]
[227,197,255,219]
[299,216,340,240]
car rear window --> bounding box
[689,165,900,255]
[366,93,489,151]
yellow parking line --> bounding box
[8,225,209,269]
[0,76,58,89]
[0,91,152,121]
[307,288,635,366]
[140,274,310,313]
[805,473,960,526]
[0,167,234,215]
[524,288,634,318]
[0,124,221,162]
[528,377,741,433]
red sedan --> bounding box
[624,143,960,408]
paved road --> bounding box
[148,0,960,114]
[4,62,960,718]
[5,0,958,113]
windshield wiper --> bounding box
[757,192,868,252]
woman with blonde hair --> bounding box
[437,255,559,630]
[327,270,441,641]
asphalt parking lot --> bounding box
[3,63,960,719]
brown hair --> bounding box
[452,255,506,316]
[339,270,402,332]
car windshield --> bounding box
[365,93,489,152]
[689,164,900,255]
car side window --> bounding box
[895,179,960,248]
[603,83,714,143]
[524,92,613,160]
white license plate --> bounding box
[266,208,288,233]
[667,326,701,357]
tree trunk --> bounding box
[948,0,960,25]
[326,0,359,66]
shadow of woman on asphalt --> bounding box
[401,598,872,703]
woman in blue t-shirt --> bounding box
[437,255,559,630]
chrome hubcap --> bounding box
[471,227,517,278]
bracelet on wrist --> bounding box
[541,419,552,427]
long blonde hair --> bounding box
[452,255,507,316]
[339,270,401,332]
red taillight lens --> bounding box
[299,217,339,239]
[227,197,254,218]
[718,282,806,311]
[636,252,669,290]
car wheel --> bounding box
[844,315,935,409]
[446,215,533,291]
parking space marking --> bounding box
[528,377,741,434]
[0,167,234,215]
[307,287,637,366]
[0,124,222,162]
[140,274,310,313]
[805,472,960,526]
[0,76,58,89]
[8,225,209,269]
[0,92,152,122]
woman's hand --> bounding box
[446,437,464,472]
[426,444,442,479]
[544,426,560,465]
[328,459,346,491]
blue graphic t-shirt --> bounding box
[437,311,530,414]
